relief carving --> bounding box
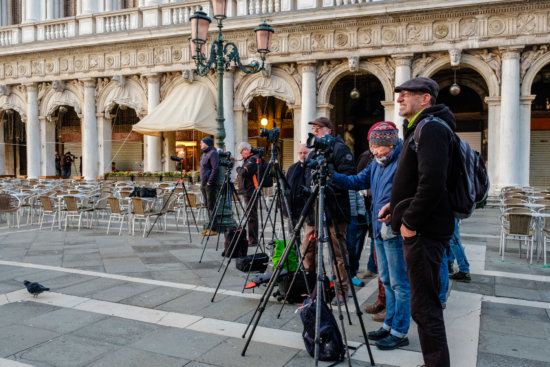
[449,48,462,67]
[357,28,372,45]
[288,36,301,52]
[370,57,395,85]
[460,18,478,37]
[311,33,326,51]
[433,22,449,39]
[412,54,435,77]
[407,24,423,42]
[521,45,548,80]
[280,62,300,85]
[472,49,501,83]
[316,60,340,89]
[270,36,280,53]
[517,14,537,34]
[488,17,506,36]
[95,77,110,98]
[335,32,349,48]
[381,27,396,43]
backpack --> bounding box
[299,297,345,362]
[412,116,490,219]
[271,240,298,272]
[223,226,248,258]
[256,158,274,188]
[235,253,269,272]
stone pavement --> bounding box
[0,207,548,366]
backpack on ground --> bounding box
[412,115,490,219]
[235,253,269,272]
[299,297,345,362]
[271,240,298,272]
[223,226,248,258]
[274,271,334,304]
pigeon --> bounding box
[23,280,50,298]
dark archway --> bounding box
[110,104,143,172]
[329,74,385,158]
[2,109,26,176]
[530,63,550,187]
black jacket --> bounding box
[200,146,219,186]
[237,154,258,196]
[390,104,456,240]
[285,160,307,222]
[306,135,355,225]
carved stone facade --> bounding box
[0,0,549,188]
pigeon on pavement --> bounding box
[23,280,50,298]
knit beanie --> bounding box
[368,121,399,146]
[201,137,214,147]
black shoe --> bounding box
[375,334,409,350]
[449,271,471,283]
[367,327,390,341]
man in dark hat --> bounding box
[378,76,455,366]
[301,116,355,305]
[62,151,74,178]
[199,137,219,236]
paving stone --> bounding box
[480,314,550,339]
[103,257,148,273]
[481,301,550,323]
[86,346,187,367]
[494,284,544,302]
[72,317,160,346]
[14,334,115,367]
[129,328,226,360]
[23,308,108,334]
[0,324,59,358]
[22,255,63,267]
[90,282,156,302]
[156,291,230,315]
[97,247,136,259]
[139,254,181,264]
[0,302,59,327]
[119,286,191,309]
[36,273,92,289]
[198,337,296,367]
[450,274,495,296]
[476,352,550,367]
[149,269,201,283]
[478,330,550,363]
[56,278,124,297]
[494,276,540,289]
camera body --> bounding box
[306,133,335,153]
[250,147,264,156]
[260,127,280,143]
[218,150,232,159]
[170,155,184,162]
[219,159,233,168]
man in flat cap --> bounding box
[378,77,455,366]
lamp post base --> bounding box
[206,165,235,233]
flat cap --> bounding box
[395,77,439,99]
[308,117,334,131]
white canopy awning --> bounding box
[132,83,217,136]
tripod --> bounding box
[198,159,246,262]
[240,149,375,366]
[146,162,200,239]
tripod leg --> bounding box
[199,178,229,262]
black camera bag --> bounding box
[235,253,269,272]
[129,187,157,198]
[223,226,248,258]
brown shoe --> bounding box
[203,230,218,236]
[357,270,377,279]
[364,302,385,314]
[372,309,386,322]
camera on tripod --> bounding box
[260,127,280,143]
[218,150,234,168]
[306,133,335,153]
[250,147,264,156]
[218,150,232,159]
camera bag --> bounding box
[235,253,269,272]
[223,226,248,258]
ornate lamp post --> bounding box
[190,1,274,150]
[190,1,274,231]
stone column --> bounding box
[299,62,317,142]
[81,78,98,180]
[0,119,4,175]
[40,116,55,177]
[23,0,43,22]
[25,83,41,178]
[46,0,55,20]
[291,105,301,159]
[144,74,162,172]
[233,106,247,150]
[499,47,522,188]
[485,97,501,193]
[392,54,413,138]
[81,0,98,14]
[97,113,112,176]
[520,95,536,187]
[381,100,395,124]
[162,131,176,172]
[223,69,235,154]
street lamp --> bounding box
[190,3,274,231]
[190,3,274,150]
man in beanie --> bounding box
[379,77,454,366]
[199,137,219,235]
[332,121,411,350]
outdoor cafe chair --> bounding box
[38,196,57,231]
[131,197,163,237]
[0,194,21,228]
[63,195,91,231]
[107,197,127,235]
[499,207,537,263]
[539,208,550,266]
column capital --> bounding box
[484,96,501,105]
[298,61,317,74]
[143,73,161,82]
[391,53,414,62]
[520,95,536,104]
[499,46,524,59]
[381,100,395,108]
[80,78,96,88]
[23,82,38,92]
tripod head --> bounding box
[218,149,234,169]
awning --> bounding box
[132,83,217,136]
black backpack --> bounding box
[300,297,345,362]
[412,116,490,219]
[223,226,248,258]
[256,158,274,188]
[235,253,269,272]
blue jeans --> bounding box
[346,216,363,277]
[375,236,411,337]
[363,211,377,274]
[439,249,449,305]
[448,218,470,273]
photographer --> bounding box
[284,144,310,227]
[199,137,219,236]
[236,142,259,247]
[302,117,355,305]
[62,151,75,179]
